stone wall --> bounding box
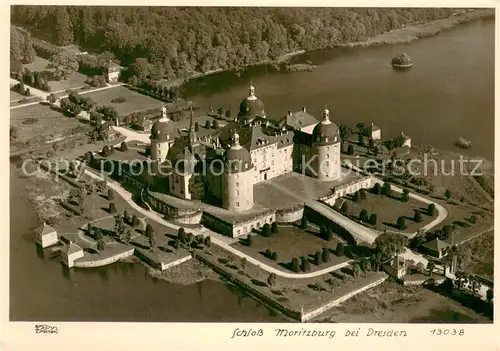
[144,188,201,223]
[320,175,373,206]
[300,275,387,322]
[74,248,135,268]
[276,206,304,223]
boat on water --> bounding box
[391,52,413,69]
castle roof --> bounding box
[60,243,83,256]
[312,106,340,146]
[150,118,180,142]
[36,223,56,237]
[219,119,293,151]
[423,238,450,254]
[277,110,318,131]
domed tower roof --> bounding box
[312,105,340,146]
[150,107,180,142]
[239,82,265,121]
[224,131,252,173]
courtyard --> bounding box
[254,169,364,210]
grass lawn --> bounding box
[10,89,26,102]
[10,104,86,143]
[340,190,437,233]
[231,224,349,273]
[48,71,89,92]
[83,86,163,116]
[202,243,386,316]
[23,56,50,71]
[319,281,492,323]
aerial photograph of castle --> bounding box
[9,6,494,324]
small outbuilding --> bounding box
[61,243,84,268]
[369,122,381,140]
[105,60,121,84]
[35,223,58,248]
[421,238,450,259]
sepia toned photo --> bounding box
[9,5,494,326]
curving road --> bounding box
[306,200,380,245]
[83,168,354,279]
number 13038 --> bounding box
[430,329,464,336]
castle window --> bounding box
[236,202,240,207]
[326,154,329,158]
[236,182,239,187]
[325,161,329,167]
[326,147,329,151]
[237,190,239,196]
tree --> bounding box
[265,249,272,258]
[246,234,253,246]
[373,183,382,195]
[240,257,247,272]
[354,190,361,203]
[358,133,365,147]
[204,236,211,247]
[336,242,345,256]
[194,122,199,132]
[442,225,453,239]
[204,120,211,129]
[340,201,348,215]
[267,273,276,287]
[94,227,103,240]
[108,189,115,200]
[120,141,128,152]
[122,229,132,244]
[212,120,219,129]
[325,227,333,241]
[291,257,300,272]
[10,126,19,142]
[49,52,78,80]
[108,202,117,213]
[360,189,366,200]
[97,240,105,251]
[149,234,156,250]
[469,215,477,224]
[301,257,310,272]
[382,182,391,196]
[356,122,366,135]
[359,209,368,222]
[54,7,73,46]
[401,192,409,202]
[374,232,408,261]
[397,216,406,230]
[262,223,271,237]
[145,223,154,239]
[314,251,322,265]
[445,189,452,200]
[426,261,435,276]
[347,144,354,155]
[487,288,493,303]
[416,262,425,274]
[369,213,377,225]
[428,203,436,216]
[25,88,31,96]
[300,216,308,229]
[322,247,330,262]
[352,263,360,279]
[114,214,125,238]
[271,222,279,234]
[132,215,140,227]
[174,239,180,249]
[414,210,422,223]
[132,58,151,81]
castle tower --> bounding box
[223,131,254,211]
[150,105,179,163]
[311,105,341,181]
[238,81,266,121]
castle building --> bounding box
[150,106,180,163]
[148,82,342,212]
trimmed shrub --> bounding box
[325,227,333,241]
[265,249,272,259]
[246,234,253,246]
[373,183,382,195]
[397,216,406,230]
[120,141,128,152]
[347,144,354,155]
[336,242,345,256]
[108,189,115,200]
[271,251,278,261]
[132,215,140,227]
[354,191,361,203]
[108,202,117,213]
[359,209,368,222]
[322,247,330,262]
[369,213,377,225]
[314,251,322,265]
[262,223,271,237]
[300,216,308,229]
[340,202,348,215]
[204,236,211,247]
[414,210,422,223]
[292,257,300,272]
[428,203,436,216]
[271,222,279,234]
[360,188,366,199]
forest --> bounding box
[11,7,458,81]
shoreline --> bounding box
[168,9,493,89]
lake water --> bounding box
[184,19,494,161]
[10,19,494,322]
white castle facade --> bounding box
[149,83,342,212]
